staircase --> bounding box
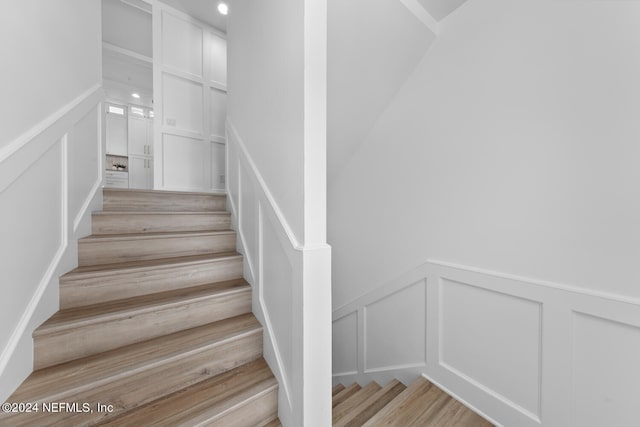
[332,377,493,426]
[0,188,281,427]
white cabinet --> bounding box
[128,108,154,190]
[129,155,153,189]
[105,170,129,188]
[128,114,153,157]
[105,105,128,156]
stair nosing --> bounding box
[79,230,235,243]
[21,322,263,404]
[35,282,250,336]
[93,211,231,216]
[198,382,279,427]
[104,188,227,197]
[60,252,242,282]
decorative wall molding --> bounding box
[226,118,298,421]
[0,85,104,402]
[333,259,640,426]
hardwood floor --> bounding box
[334,377,493,427]
[0,188,280,426]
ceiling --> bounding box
[159,0,228,33]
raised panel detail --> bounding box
[261,216,294,391]
[209,33,227,86]
[440,279,541,418]
[210,143,225,190]
[162,134,205,189]
[333,313,358,375]
[162,74,203,135]
[573,313,640,427]
[365,280,426,371]
[69,109,99,218]
[240,165,258,265]
[161,11,203,77]
[210,88,227,139]
[0,143,63,346]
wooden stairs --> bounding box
[0,188,281,427]
[332,377,494,427]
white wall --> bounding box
[0,0,102,150]
[152,2,227,192]
[327,0,436,180]
[227,0,305,241]
[330,0,640,425]
[0,0,103,401]
[227,1,331,426]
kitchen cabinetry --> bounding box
[128,108,154,189]
[129,156,154,189]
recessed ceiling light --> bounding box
[132,93,140,99]
[217,2,228,15]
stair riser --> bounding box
[4,333,263,426]
[34,289,252,369]
[206,388,279,427]
[78,233,236,266]
[60,257,243,309]
[104,190,226,212]
[92,213,231,235]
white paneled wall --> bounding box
[153,3,227,192]
[0,86,104,402]
[227,120,331,426]
[333,261,640,427]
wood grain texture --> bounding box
[333,383,362,408]
[60,253,243,309]
[8,314,261,404]
[103,188,226,212]
[333,383,346,396]
[2,322,265,427]
[78,230,236,266]
[92,211,231,234]
[353,377,494,427]
[334,379,406,427]
[1,188,285,427]
[95,358,277,427]
[333,382,381,424]
[262,419,283,427]
[34,280,251,369]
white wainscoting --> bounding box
[226,119,331,427]
[333,260,640,427]
[0,85,104,402]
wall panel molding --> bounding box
[333,259,640,426]
[0,87,103,402]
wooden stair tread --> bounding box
[79,229,235,243]
[262,419,282,427]
[362,377,436,426]
[333,381,381,424]
[93,210,231,216]
[1,341,266,427]
[36,279,249,335]
[104,188,227,197]
[333,383,362,408]
[103,188,226,212]
[334,379,406,427]
[333,383,346,396]
[9,314,261,403]
[62,252,241,277]
[96,358,277,427]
